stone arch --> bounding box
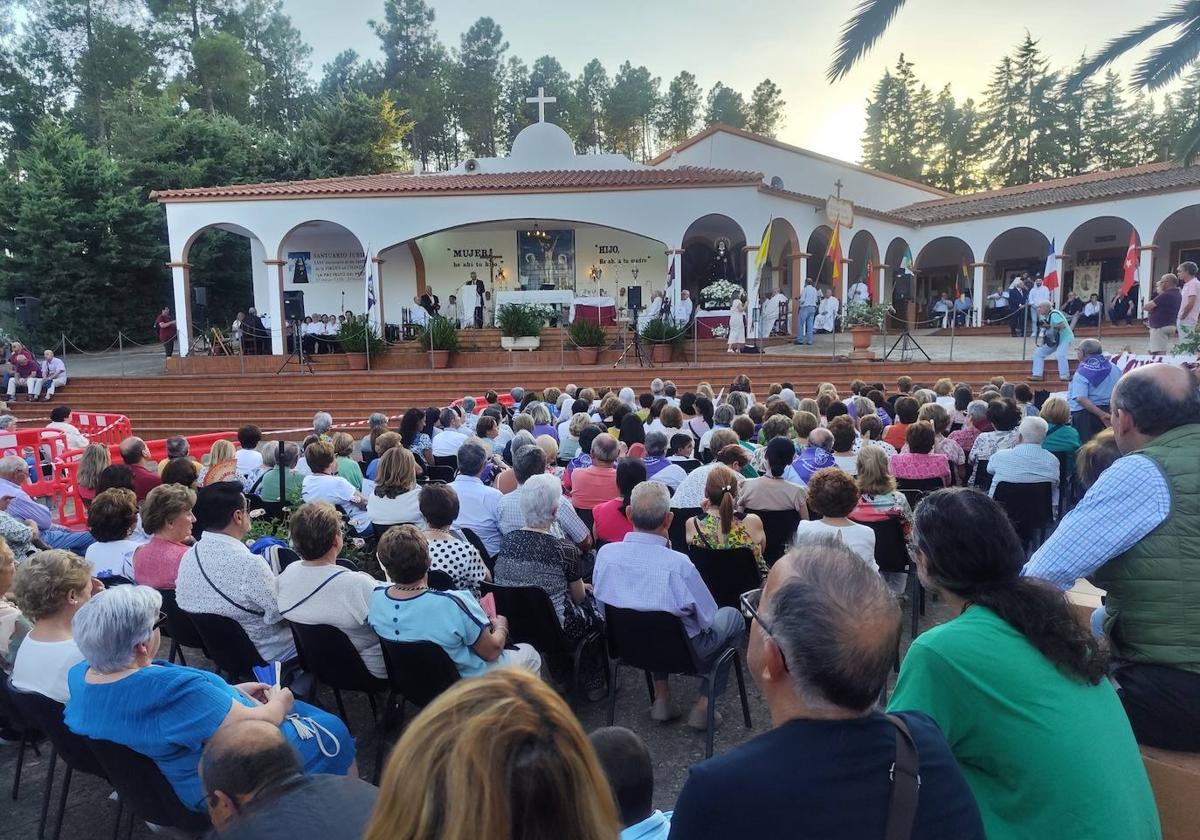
[805,225,835,288]
[985,226,1051,300]
[915,236,974,307]
[181,222,268,351]
[681,214,747,303]
[847,230,880,289]
[761,217,801,298]
[1152,204,1200,280]
[1063,216,1137,307]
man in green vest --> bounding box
[1025,362,1200,752]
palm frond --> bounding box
[827,0,909,83]
[1060,3,1196,93]
[1132,13,1200,88]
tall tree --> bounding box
[859,55,930,183]
[573,58,608,153]
[145,0,238,114]
[527,56,575,131]
[230,0,312,129]
[747,78,785,136]
[1125,89,1161,165]
[924,86,983,192]
[292,91,410,178]
[656,70,701,145]
[981,35,1064,186]
[1059,54,1099,177]
[0,119,162,345]
[1088,70,1133,170]
[454,16,507,157]
[370,0,453,169]
[704,82,746,128]
[497,55,528,151]
[603,61,659,161]
[318,49,383,99]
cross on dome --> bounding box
[526,87,557,123]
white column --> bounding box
[1138,246,1156,315]
[839,260,851,324]
[666,249,683,311]
[877,263,889,310]
[972,263,986,327]
[169,261,191,356]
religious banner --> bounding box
[1108,352,1198,372]
[288,249,365,283]
[518,229,575,289]
[1073,263,1103,300]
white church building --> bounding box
[154,93,1200,355]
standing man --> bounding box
[1143,274,1181,353]
[155,307,177,359]
[848,275,870,304]
[1027,276,1051,340]
[1067,339,1121,443]
[794,278,818,346]
[1008,279,1028,337]
[1176,261,1199,339]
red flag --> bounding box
[866,259,875,302]
[1121,230,1140,296]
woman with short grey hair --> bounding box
[949,399,991,455]
[312,411,333,438]
[494,474,603,693]
[64,584,356,813]
[360,412,389,463]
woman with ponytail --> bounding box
[685,465,767,577]
[889,488,1159,840]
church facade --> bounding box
[154,116,1200,355]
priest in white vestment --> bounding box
[814,289,840,333]
[672,290,694,325]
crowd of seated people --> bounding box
[1,364,1195,839]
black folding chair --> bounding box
[274,546,303,572]
[480,581,604,698]
[896,477,945,510]
[156,588,208,666]
[0,676,42,803]
[668,506,701,552]
[858,518,923,641]
[289,623,387,734]
[184,611,267,682]
[427,569,456,591]
[86,738,210,838]
[686,546,762,611]
[573,506,595,536]
[459,527,493,572]
[745,508,801,566]
[433,454,458,472]
[676,459,703,474]
[971,459,993,492]
[1055,451,1077,516]
[375,639,461,779]
[8,682,115,840]
[422,465,455,483]
[604,607,751,758]
[993,481,1055,551]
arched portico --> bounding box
[916,237,974,316]
[1063,216,1139,314]
[985,226,1051,303]
[682,214,747,307]
[176,222,269,355]
[276,220,370,341]
[1153,204,1200,282]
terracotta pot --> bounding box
[651,344,674,363]
[576,347,600,365]
[849,325,875,351]
[429,350,451,369]
[345,352,368,370]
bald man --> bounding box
[1025,363,1200,751]
[201,720,377,839]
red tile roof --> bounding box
[894,162,1200,223]
[151,166,764,201]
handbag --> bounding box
[1042,311,1062,347]
[884,713,921,840]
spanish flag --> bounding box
[959,257,971,296]
[828,223,843,287]
[865,258,875,301]
[755,220,773,271]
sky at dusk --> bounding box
[283,0,1182,162]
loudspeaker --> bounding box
[283,290,306,322]
[13,296,40,327]
[193,287,207,307]
[626,285,642,311]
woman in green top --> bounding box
[252,441,304,505]
[889,488,1159,840]
[1039,397,1082,455]
[332,432,364,491]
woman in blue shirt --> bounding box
[64,585,354,812]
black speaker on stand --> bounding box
[626,285,642,312]
[13,296,40,347]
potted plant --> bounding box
[418,315,460,368]
[843,300,893,353]
[569,318,607,364]
[640,316,683,364]
[497,303,551,350]
[336,313,388,370]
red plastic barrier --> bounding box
[70,412,133,447]
[451,394,516,415]
[0,427,82,527]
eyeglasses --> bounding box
[153,611,167,631]
[740,588,788,671]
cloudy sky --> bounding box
[282,0,1181,161]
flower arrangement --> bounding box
[710,324,729,339]
[700,279,743,310]
[843,300,894,330]
[496,303,553,338]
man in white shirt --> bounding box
[301,441,371,534]
[765,289,789,336]
[459,396,479,432]
[814,288,839,333]
[1026,277,1051,308]
[795,279,819,345]
[175,482,296,663]
[673,290,694,325]
[987,416,1060,500]
[235,424,264,491]
[1177,260,1200,336]
[848,278,870,303]
[449,441,504,556]
[431,407,470,458]
[38,350,67,401]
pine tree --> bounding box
[1060,54,1099,176]
[574,58,609,153]
[982,36,1065,186]
[747,78,785,137]
[1088,70,1133,170]
[704,82,746,128]
[656,71,701,145]
[860,69,895,171]
[497,56,529,152]
[925,86,984,192]
[860,55,930,183]
[454,17,508,157]
[603,61,659,162]
[1125,89,1160,164]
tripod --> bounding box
[884,331,931,362]
[276,319,314,374]
[612,310,651,368]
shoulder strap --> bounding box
[193,544,266,617]
[692,515,714,549]
[884,714,921,840]
[249,470,268,494]
[279,570,348,615]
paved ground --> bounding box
[1,594,954,839]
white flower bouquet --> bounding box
[700,280,742,310]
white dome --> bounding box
[509,121,577,166]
